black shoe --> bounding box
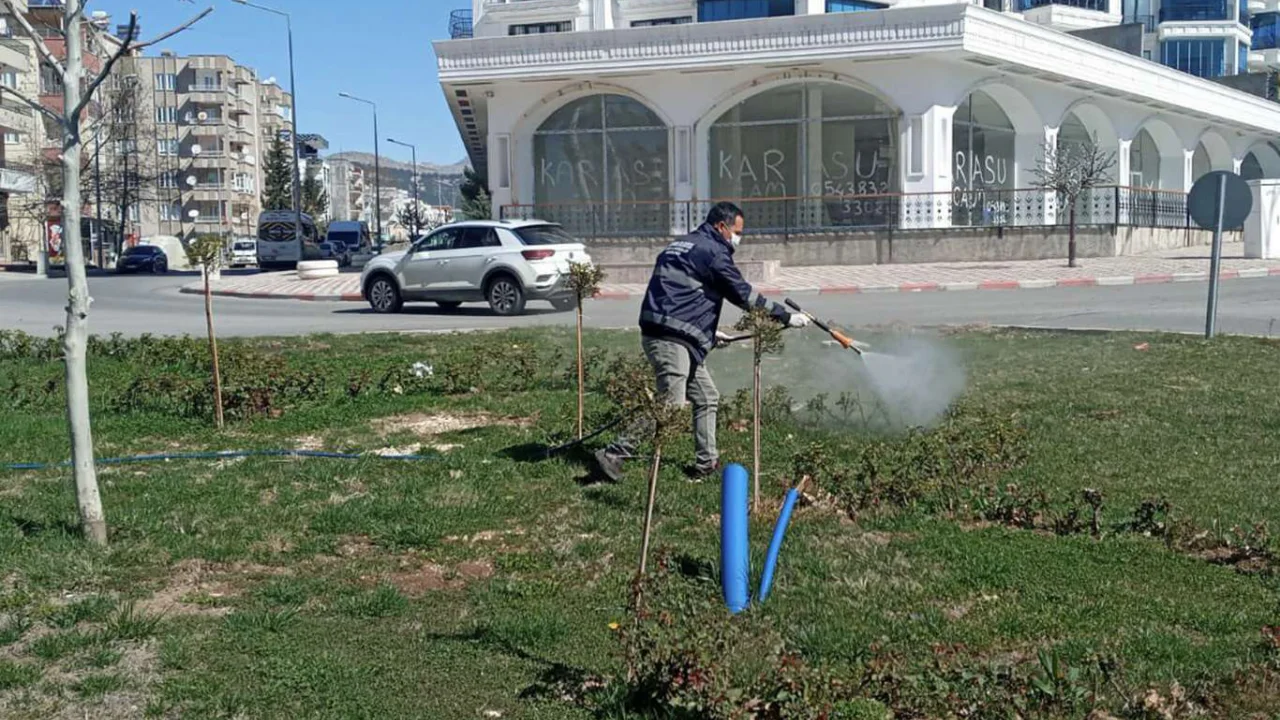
[683,462,719,482]
[593,449,625,483]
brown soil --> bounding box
[371,411,532,437]
[137,558,285,618]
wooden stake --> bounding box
[638,446,662,575]
[752,357,761,514]
[576,300,584,439]
[204,268,224,430]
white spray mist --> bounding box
[710,329,967,433]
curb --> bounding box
[183,266,1280,303]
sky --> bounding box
[91,0,466,167]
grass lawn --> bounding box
[2,326,1280,718]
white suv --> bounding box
[359,220,593,316]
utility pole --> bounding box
[387,137,418,239]
[338,92,381,243]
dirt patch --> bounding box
[137,559,286,618]
[380,564,459,596]
[371,411,532,437]
[378,560,494,597]
[335,535,377,558]
[456,561,494,580]
[293,434,324,451]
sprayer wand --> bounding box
[784,298,865,355]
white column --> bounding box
[672,126,694,234]
[1181,149,1195,192]
[591,0,615,30]
[797,0,826,13]
[1116,137,1133,225]
[900,104,955,229]
[1036,126,1060,225]
[1233,157,1244,174]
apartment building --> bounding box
[0,0,81,263]
[328,157,366,223]
[125,53,294,244]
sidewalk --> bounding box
[180,243,1280,302]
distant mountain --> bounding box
[327,151,468,207]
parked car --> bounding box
[116,245,168,274]
[360,220,590,316]
[229,238,257,268]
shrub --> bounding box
[615,554,866,719]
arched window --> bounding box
[1241,151,1264,181]
[533,94,668,207]
[1129,129,1161,189]
[1057,112,1092,158]
[1192,143,1211,182]
[952,91,1015,226]
[708,82,898,227]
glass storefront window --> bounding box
[533,94,669,234]
[952,91,1016,226]
[1253,12,1280,51]
[1129,129,1161,188]
[708,82,898,228]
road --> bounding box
[4,269,1280,338]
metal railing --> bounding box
[449,9,473,39]
[1123,13,1157,31]
[500,186,1190,241]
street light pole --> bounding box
[233,0,304,256]
[338,92,382,242]
[387,138,418,239]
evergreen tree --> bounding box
[263,134,293,211]
[301,163,329,220]
[459,166,491,220]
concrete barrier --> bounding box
[297,260,339,280]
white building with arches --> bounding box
[434,2,1280,245]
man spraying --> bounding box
[593,202,810,482]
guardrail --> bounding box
[500,186,1190,240]
[449,9,473,39]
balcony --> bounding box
[0,165,37,194]
[1123,12,1158,30]
[1159,0,1234,22]
[185,85,231,103]
[1018,0,1108,11]
[1252,12,1279,47]
[450,9,473,38]
[0,36,29,72]
[698,0,794,21]
[0,100,30,133]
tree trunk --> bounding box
[61,1,106,546]
[576,300,584,439]
[204,269,224,429]
[1068,202,1077,269]
[637,445,662,576]
[752,355,761,514]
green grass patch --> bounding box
[3,328,1280,716]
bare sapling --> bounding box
[1032,134,1116,268]
[0,0,212,545]
[567,261,605,438]
[186,235,226,429]
[605,356,688,578]
[733,307,785,514]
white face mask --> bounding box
[729,233,742,248]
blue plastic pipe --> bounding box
[757,487,800,605]
[721,463,750,614]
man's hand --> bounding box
[787,312,811,329]
[714,330,735,348]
